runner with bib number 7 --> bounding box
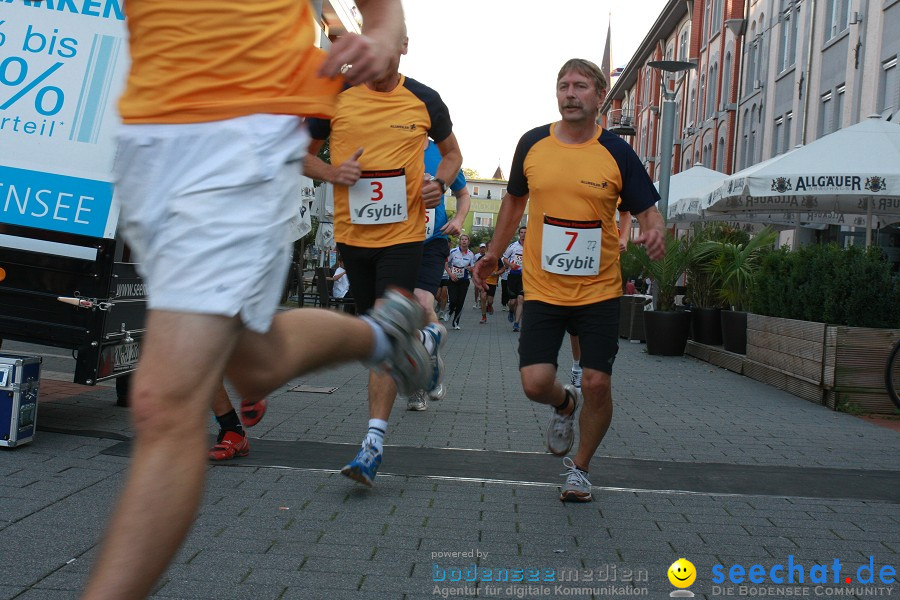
[472,58,665,503]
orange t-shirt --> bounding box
[308,75,453,248]
[119,0,342,123]
[506,124,659,306]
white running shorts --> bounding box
[114,114,309,333]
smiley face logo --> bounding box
[668,558,696,588]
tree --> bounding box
[461,167,479,180]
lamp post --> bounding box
[647,60,696,223]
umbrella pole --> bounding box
[865,197,873,248]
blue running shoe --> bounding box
[422,323,446,395]
[513,322,520,332]
[340,440,382,487]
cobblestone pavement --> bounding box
[1,299,897,599]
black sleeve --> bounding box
[403,77,453,143]
[307,117,331,141]
[599,130,659,214]
[507,124,551,197]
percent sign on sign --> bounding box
[0,57,64,115]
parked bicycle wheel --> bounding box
[887,338,900,410]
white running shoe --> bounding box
[546,385,579,456]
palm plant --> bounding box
[632,233,689,312]
[706,227,778,311]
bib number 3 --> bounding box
[541,215,602,276]
[349,169,408,225]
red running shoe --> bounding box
[487,305,494,315]
[240,398,268,427]
[208,430,250,461]
[480,316,487,324]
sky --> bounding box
[399,0,669,180]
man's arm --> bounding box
[422,133,463,208]
[473,192,527,289]
[618,210,632,253]
[318,0,405,85]
[632,205,666,260]
[304,139,364,186]
[440,186,470,236]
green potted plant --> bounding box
[683,224,740,346]
[708,227,777,353]
[633,233,691,355]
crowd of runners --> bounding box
[80,1,665,598]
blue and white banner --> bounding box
[0,0,128,239]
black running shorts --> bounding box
[518,298,620,374]
[337,241,423,313]
[415,238,450,295]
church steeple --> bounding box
[492,165,506,180]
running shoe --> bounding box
[239,398,268,427]
[341,440,382,487]
[368,288,430,397]
[480,316,487,324]
[512,323,520,332]
[422,322,446,395]
[208,430,250,461]
[406,390,428,411]
[571,367,583,389]
[546,385,578,456]
[487,305,494,315]
[559,457,592,502]
[428,382,446,401]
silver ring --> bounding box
[340,63,353,74]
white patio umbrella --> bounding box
[656,165,726,213]
[699,116,900,245]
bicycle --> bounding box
[887,337,900,410]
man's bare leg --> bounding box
[415,288,439,324]
[570,368,612,472]
[83,308,378,599]
[210,383,233,417]
[82,311,241,600]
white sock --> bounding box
[361,316,391,365]
[419,330,436,354]
[572,360,581,372]
[365,419,388,452]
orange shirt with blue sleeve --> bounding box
[308,76,453,248]
[507,124,659,306]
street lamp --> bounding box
[647,60,696,223]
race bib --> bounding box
[541,215,602,276]
[450,265,466,279]
[508,253,523,269]
[349,169,408,225]
[425,208,436,238]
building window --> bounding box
[881,58,898,117]
[704,0,712,43]
[784,111,793,151]
[834,85,845,132]
[716,136,725,170]
[778,4,798,72]
[680,28,690,61]
[825,0,850,41]
[472,212,494,229]
[706,63,718,119]
[773,116,784,155]
[819,91,833,136]
[722,52,732,106]
[699,74,706,122]
[472,186,479,196]
[712,0,723,35]
[745,25,758,95]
